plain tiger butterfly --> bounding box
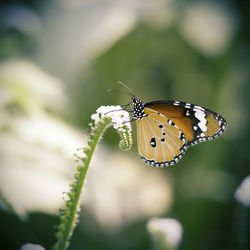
[111,82,227,167]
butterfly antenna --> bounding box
[103,101,133,116]
[117,81,136,96]
[106,89,134,97]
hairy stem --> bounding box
[52,117,112,250]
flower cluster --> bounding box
[91,105,132,151]
[91,105,131,131]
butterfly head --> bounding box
[132,96,145,120]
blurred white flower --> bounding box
[0,113,85,218]
[0,60,67,113]
[20,243,45,250]
[179,2,238,56]
[147,217,183,248]
[235,176,250,207]
[0,60,85,218]
[39,0,171,79]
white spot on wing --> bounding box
[198,121,207,132]
[194,110,207,132]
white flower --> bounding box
[91,105,131,132]
[20,243,45,250]
[147,217,183,248]
[235,175,250,207]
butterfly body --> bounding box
[131,96,227,167]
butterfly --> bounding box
[130,96,227,167]
[110,82,227,167]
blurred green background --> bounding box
[0,0,249,250]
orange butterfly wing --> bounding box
[145,101,226,146]
[136,107,187,167]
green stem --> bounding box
[52,117,112,250]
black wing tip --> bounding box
[187,113,227,147]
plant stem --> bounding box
[52,118,112,250]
